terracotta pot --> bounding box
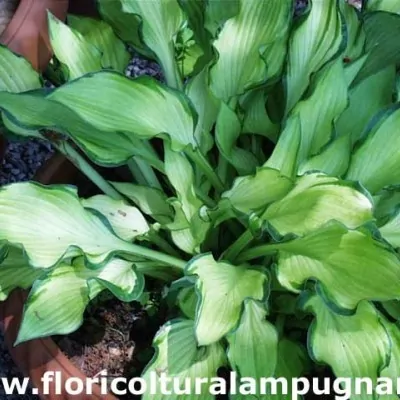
[0,0,69,72]
[0,153,118,400]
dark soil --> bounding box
[54,289,169,399]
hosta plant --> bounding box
[1,0,400,398]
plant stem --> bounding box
[126,242,187,270]
[275,314,286,338]
[56,141,124,200]
[222,230,254,262]
[236,243,280,263]
[187,150,226,193]
[162,48,183,90]
[149,231,181,258]
[129,157,162,190]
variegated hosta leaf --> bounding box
[16,257,143,344]
[269,222,400,311]
[340,0,365,60]
[0,45,41,92]
[121,0,184,89]
[82,195,150,241]
[185,67,218,154]
[185,254,268,345]
[298,135,351,177]
[215,101,258,175]
[285,0,343,112]
[302,293,390,400]
[47,12,102,80]
[380,319,400,389]
[230,338,309,400]
[97,0,153,58]
[0,183,146,268]
[379,209,400,248]
[265,115,301,179]
[346,104,400,194]
[220,167,294,216]
[291,59,348,162]
[0,89,161,166]
[67,15,130,73]
[0,72,197,154]
[0,246,44,301]
[110,181,173,225]
[142,319,227,400]
[262,173,373,237]
[373,190,400,226]
[177,285,197,320]
[226,300,278,384]
[165,146,209,254]
[335,65,395,146]
[240,89,279,142]
[49,72,197,151]
[209,0,291,102]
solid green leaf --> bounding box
[0,183,144,268]
[142,319,227,400]
[303,293,390,400]
[262,173,373,236]
[353,11,400,85]
[0,45,41,92]
[285,0,343,112]
[204,0,239,37]
[97,0,153,57]
[47,12,102,80]
[380,300,400,321]
[346,104,400,194]
[269,222,400,312]
[209,0,292,101]
[186,254,268,345]
[16,257,143,344]
[0,246,44,301]
[67,15,130,73]
[110,181,173,225]
[226,299,278,384]
[365,0,400,12]
[82,195,150,241]
[121,0,184,89]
